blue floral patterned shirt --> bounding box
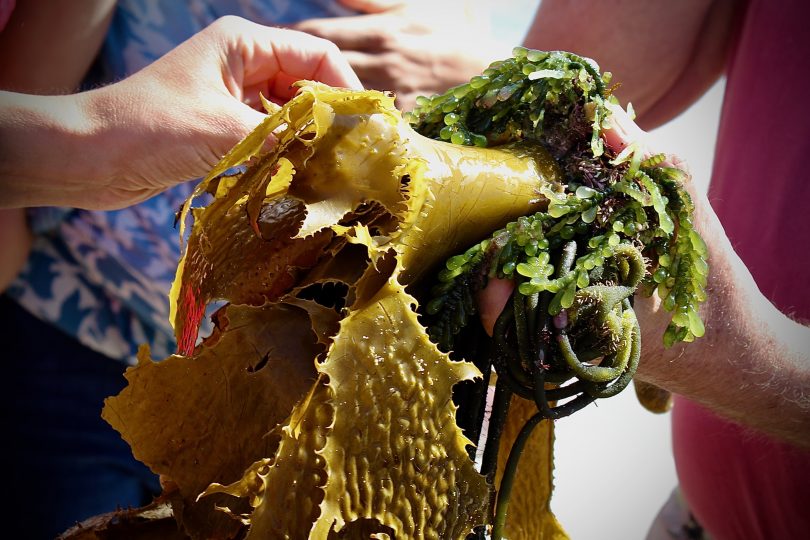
[7,0,356,363]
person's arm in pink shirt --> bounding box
[523,0,740,129]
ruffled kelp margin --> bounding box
[93,48,705,540]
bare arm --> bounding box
[0,208,30,290]
[476,108,810,447]
[608,105,810,447]
[0,0,116,93]
[634,188,810,447]
[0,0,116,291]
[523,0,739,129]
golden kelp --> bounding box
[104,82,561,539]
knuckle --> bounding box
[314,36,341,57]
[374,31,395,50]
[210,15,248,35]
[381,53,403,77]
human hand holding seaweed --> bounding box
[475,101,682,405]
[515,91,810,446]
[475,96,810,446]
[580,103,810,448]
[477,103,668,337]
[0,16,361,210]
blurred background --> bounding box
[495,1,724,538]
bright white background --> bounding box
[489,2,725,538]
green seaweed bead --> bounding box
[452,84,471,98]
[575,221,590,235]
[446,254,468,270]
[470,75,489,89]
[472,134,488,147]
[560,225,575,240]
[512,46,528,58]
[527,50,547,62]
[441,98,460,113]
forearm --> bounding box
[636,192,810,446]
[0,90,113,208]
[2,18,363,211]
[523,0,736,129]
[0,0,116,277]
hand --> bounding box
[476,104,810,444]
[87,16,363,209]
[477,104,698,364]
[476,104,667,338]
[291,0,504,110]
[0,16,362,209]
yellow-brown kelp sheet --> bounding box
[104,83,567,539]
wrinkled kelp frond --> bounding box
[106,81,563,539]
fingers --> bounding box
[291,15,394,51]
[602,101,648,153]
[340,49,397,89]
[337,0,407,13]
[247,25,362,94]
[339,50,415,107]
[602,101,682,169]
[209,17,362,100]
[476,278,515,337]
[221,101,268,138]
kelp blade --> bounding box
[107,82,566,539]
[169,83,559,352]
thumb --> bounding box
[477,277,515,337]
[195,98,271,171]
[602,102,685,170]
[221,99,268,142]
[602,101,648,154]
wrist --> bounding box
[72,86,136,207]
[636,209,810,444]
[0,90,105,207]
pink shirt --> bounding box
[672,0,810,538]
